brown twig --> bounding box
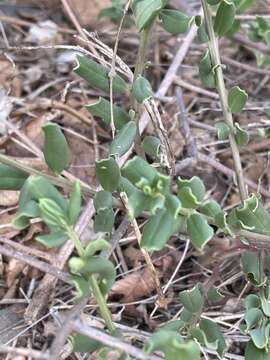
[0,345,49,360]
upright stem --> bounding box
[132,26,152,158]
[68,227,115,332]
[134,26,151,81]
[202,0,248,202]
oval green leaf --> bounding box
[96,157,121,192]
[110,121,137,157]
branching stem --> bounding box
[202,0,248,202]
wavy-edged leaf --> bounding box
[96,157,120,192]
[241,251,266,286]
[165,194,182,218]
[243,308,263,333]
[192,318,227,357]
[84,239,110,258]
[42,123,70,174]
[250,325,270,349]
[74,55,128,95]
[228,86,248,113]
[110,121,137,157]
[235,194,270,235]
[0,164,28,190]
[207,287,225,303]
[179,283,204,314]
[187,213,214,250]
[86,97,130,130]
[177,176,206,205]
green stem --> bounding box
[88,275,115,332]
[201,0,248,203]
[68,227,115,332]
[133,26,151,81]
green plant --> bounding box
[1,0,270,359]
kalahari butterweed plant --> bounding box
[1,0,270,358]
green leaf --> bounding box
[39,198,68,230]
[86,97,130,130]
[214,0,236,36]
[122,156,157,189]
[159,9,190,34]
[94,191,113,211]
[110,121,137,157]
[250,325,270,349]
[207,287,225,303]
[235,123,249,146]
[0,164,28,190]
[132,0,167,31]
[207,0,221,4]
[187,213,214,250]
[245,294,261,310]
[12,200,39,229]
[215,122,230,140]
[199,200,222,217]
[74,55,128,95]
[145,329,200,360]
[96,157,120,192]
[199,49,215,88]
[245,340,270,360]
[18,175,67,211]
[192,319,227,357]
[42,123,70,174]
[235,194,270,235]
[68,181,81,225]
[235,0,256,13]
[70,333,103,353]
[94,208,115,233]
[71,275,92,300]
[165,194,182,218]
[177,176,206,207]
[36,231,69,248]
[141,136,161,160]
[228,86,248,113]
[132,76,153,103]
[243,308,263,332]
[141,209,183,251]
[69,256,116,295]
[179,283,203,314]
[84,239,110,258]
[195,24,209,44]
[241,251,265,286]
[127,190,164,218]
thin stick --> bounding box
[202,0,248,202]
[72,320,162,360]
[0,346,49,360]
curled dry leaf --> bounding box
[6,258,26,288]
[110,267,159,303]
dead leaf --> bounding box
[0,191,19,206]
[6,259,26,288]
[63,0,110,27]
[0,212,20,239]
[0,60,21,97]
[110,268,158,303]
